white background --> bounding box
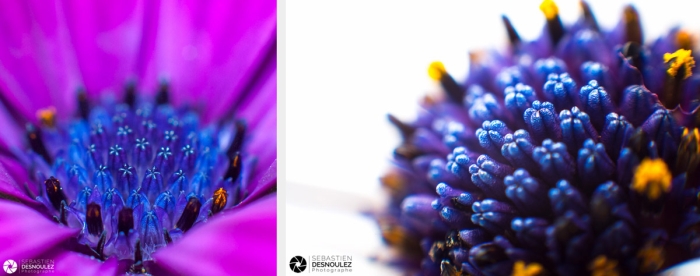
[285,1,700,275]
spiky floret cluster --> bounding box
[21,84,255,272]
[380,2,700,275]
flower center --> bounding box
[24,85,254,266]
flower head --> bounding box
[0,1,276,275]
[380,1,700,275]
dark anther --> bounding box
[176,196,202,232]
[394,144,422,160]
[124,82,137,108]
[77,89,90,120]
[590,194,613,234]
[44,176,66,211]
[662,56,688,108]
[541,0,565,46]
[155,82,169,106]
[621,42,644,70]
[440,73,464,103]
[677,128,700,175]
[226,120,246,159]
[440,260,461,276]
[223,152,243,182]
[117,208,135,234]
[640,193,667,216]
[628,129,651,160]
[130,239,146,274]
[387,114,415,140]
[27,124,52,164]
[428,241,447,262]
[553,216,583,243]
[445,231,461,249]
[580,1,600,32]
[86,203,104,236]
[623,5,643,45]
[429,61,464,103]
[164,229,173,244]
[501,15,521,47]
[472,243,508,268]
[211,187,228,215]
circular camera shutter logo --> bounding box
[3,260,17,274]
[289,256,307,273]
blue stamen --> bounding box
[543,73,578,111]
[559,107,598,155]
[600,113,634,160]
[524,101,562,142]
[578,80,614,129]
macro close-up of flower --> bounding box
[378,1,700,275]
[0,1,276,275]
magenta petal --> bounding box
[0,200,78,262]
[0,157,41,207]
[51,252,118,276]
[236,62,276,173]
[242,159,276,206]
[0,1,82,122]
[153,194,276,276]
[151,0,276,123]
[0,102,23,153]
[61,0,146,95]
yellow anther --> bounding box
[428,61,446,81]
[681,128,700,152]
[36,107,56,128]
[637,242,665,273]
[512,261,543,276]
[380,170,407,195]
[623,5,639,23]
[677,30,693,50]
[540,0,559,20]
[678,127,700,174]
[664,49,695,79]
[631,158,672,200]
[589,256,619,276]
[378,217,410,246]
[211,187,228,215]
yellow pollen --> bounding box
[212,187,228,213]
[428,61,446,81]
[380,170,405,192]
[379,217,411,247]
[623,5,639,23]
[512,261,543,276]
[540,0,559,20]
[663,49,695,79]
[681,128,700,154]
[589,256,619,276]
[677,30,693,50]
[682,127,700,145]
[637,243,665,273]
[36,107,56,128]
[631,158,672,200]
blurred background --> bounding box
[285,0,700,274]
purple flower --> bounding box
[380,1,700,275]
[0,1,276,275]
